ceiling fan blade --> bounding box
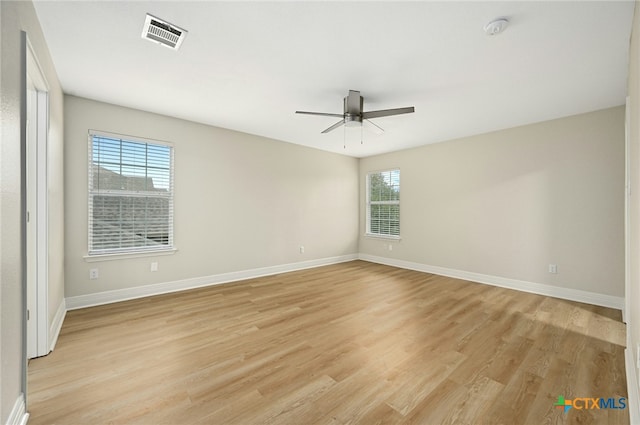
[296,111,345,118]
[321,119,346,134]
[362,106,415,119]
[364,119,385,135]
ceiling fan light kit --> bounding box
[296,90,415,141]
[345,114,362,127]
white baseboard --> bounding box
[66,253,624,312]
[66,254,358,310]
[49,298,66,352]
[359,254,624,311]
[5,394,28,425]
[624,306,628,325]
[626,346,640,424]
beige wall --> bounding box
[627,0,640,407]
[65,101,625,303]
[64,95,359,298]
[0,0,64,422]
[360,106,625,297]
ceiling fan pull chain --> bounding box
[343,126,346,149]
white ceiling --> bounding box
[33,1,635,158]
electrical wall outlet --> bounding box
[548,264,558,274]
[299,246,305,254]
[89,268,99,280]
[150,262,158,272]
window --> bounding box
[366,169,400,238]
[88,131,174,255]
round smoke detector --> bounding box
[484,18,509,36]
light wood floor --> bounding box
[28,261,628,424]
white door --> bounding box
[26,75,38,359]
[625,96,631,325]
[26,42,49,359]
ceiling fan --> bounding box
[296,90,415,134]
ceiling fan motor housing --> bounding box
[344,91,364,126]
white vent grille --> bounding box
[141,14,187,50]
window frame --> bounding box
[87,130,175,257]
[365,169,401,239]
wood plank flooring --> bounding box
[28,261,628,424]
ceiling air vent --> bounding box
[141,14,187,50]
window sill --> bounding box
[364,233,401,241]
[84,248,177,262]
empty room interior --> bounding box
[2,1,640,424]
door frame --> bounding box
[25,36,50,359]
[626,96,631,325]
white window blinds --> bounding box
[88,131,174,255]
[366,169,400,237]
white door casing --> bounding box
[26,39,49,359]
